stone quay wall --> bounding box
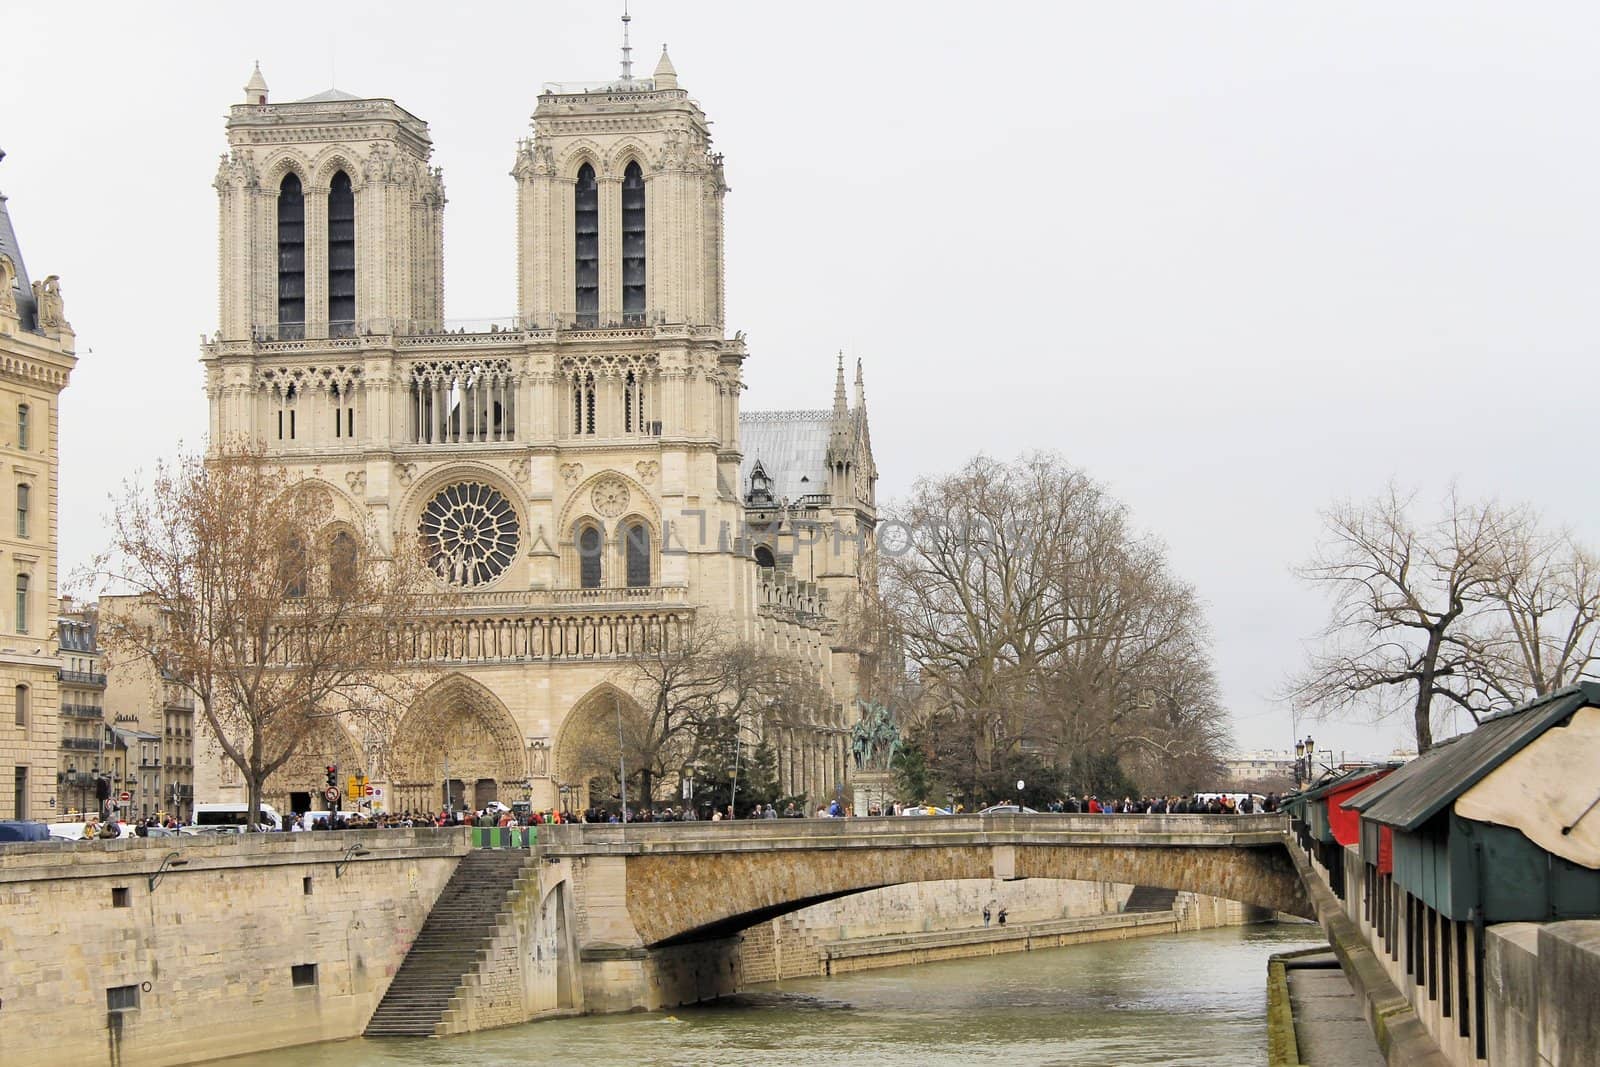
[0,829,466,1067]
[739,879,1271,983]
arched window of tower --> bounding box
[624,522,651,588]
[622,160,646,321]
[276,173,305,338]
[327,171,355,335]
[578,525,603,589]
[574,163,599,327]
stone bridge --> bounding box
[531,813,1309,1012]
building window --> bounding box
[277,173,306,336]
[14,685,26,728]
[572,372,596,436]
[13,765,27,820]
[329,531,358,598]
[623,370,650,434]
[15,483,28,538]
[578,526,602,589]
[625,523,650,588]
[621,160,646,320]
[106,985,139,1012]
[574,163,598,327]
[754,545,776,570]
[327,170,356,333]
[16,404,28,451]
[280,537,307,599]
[14,574,27,633]
[112,887,130,908]
[291,963,318,988]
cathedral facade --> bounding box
[198,47,876,815]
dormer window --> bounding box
[748,463,772,505]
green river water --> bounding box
[217,924,1324,1067]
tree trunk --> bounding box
[246,766,265,833]
[1413,630,1442,754]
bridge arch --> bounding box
[541,816,1313,951]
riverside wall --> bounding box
[738,879,1272,982]
[0,830,466,1067]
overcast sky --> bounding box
[7,2,1598,758]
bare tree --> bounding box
[606,616,829,806]
[93,447,440,827]
[1289,485,1527,753]
[883,452,1229,797]
[1476,529,1600,703]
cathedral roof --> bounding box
[297,88,364,103]
[0,178,39,332]
[739,410,833,505]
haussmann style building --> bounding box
[195,43,877,817]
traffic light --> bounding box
[325,764,338,788]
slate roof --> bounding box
[1348,682,1600,833]
[738,410,832,504]
[0,188,37,332]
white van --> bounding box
[189,803,283,832]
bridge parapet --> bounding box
[537,812,1292,857]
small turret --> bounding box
[244,61,269,105]
[653,45,678,90]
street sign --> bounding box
[364,784,376,797]
[119,791,131,803]
[324,787,341,807]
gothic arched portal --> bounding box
[554,684,652,812]
[388,673,526,814]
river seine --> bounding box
[219,923,1324,1067]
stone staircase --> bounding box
[364,849,534,1038]
[1122,885,1179,913]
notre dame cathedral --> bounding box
[197,36,877,815]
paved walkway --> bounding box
[1285,950,1385,1066]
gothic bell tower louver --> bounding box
[214,66,446,343]
[512,44,727,330]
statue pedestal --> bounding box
[851,770,897,815]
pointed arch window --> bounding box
[578,525,603,589]
[624,522,651,588]
[280,536,308,599]
[327,170,356,335]
[277,173,305,338]
[329,530,358,598]
[574,163,599,327]
[754,544,776,570]
[621,160,646,321]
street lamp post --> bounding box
[615,693,627,822]
[1016,779,1025,812]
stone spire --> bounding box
[653,45,678,90]
[854,357,866,412]
[244,61,269,104]
[827,352,852,466]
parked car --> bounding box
[899,805,952,816]
[978,804,1039,815]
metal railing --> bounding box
[59,670,107,687]
[61,737,101,752]
[60,703,103,719]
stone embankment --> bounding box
[0,829,467,1067]
[739,878,1272,982]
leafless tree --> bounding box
[882,452,1229,795]
[1475,528,1600,703]
[92,446,440,827]
[1288,485,1528,753]
[605,615,829,804]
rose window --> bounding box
[419,482,520,587]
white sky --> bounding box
[7,1,1598,759]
